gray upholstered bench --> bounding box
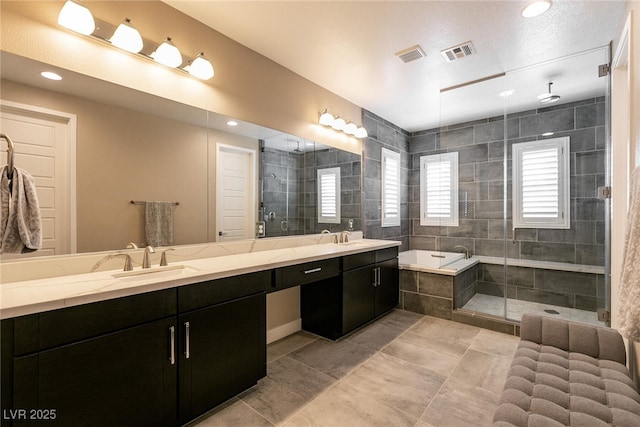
[493,313,640,426]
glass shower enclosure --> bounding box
[438,47,611,327]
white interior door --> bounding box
[216,144,256,241]
[0,101,76,257]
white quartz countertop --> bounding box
[0,239,400,319]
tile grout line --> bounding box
[274,312,427,425]
[415,326,481,424]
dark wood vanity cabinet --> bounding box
[301,247,399,340]
[177,272,267,424]
[1,271,270,427]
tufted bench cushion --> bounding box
[493,313,640,426]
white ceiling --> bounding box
[165,0,625,132]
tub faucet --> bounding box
[454,245,471,260]
[142,246,155,269]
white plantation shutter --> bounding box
[382,148,401,227]
[513,137,570,229]
[317,167,341,224]
[420,152,459,226]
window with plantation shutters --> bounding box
[317,167,341,224]
[420,152,459,227]
[512,137,570,229]
[381,148,401,227]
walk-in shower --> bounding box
[409,47,611,327]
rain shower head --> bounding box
[292,141,303,153]
[538,82,561,104]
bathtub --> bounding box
[398,249,478,276]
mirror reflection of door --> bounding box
[215,144,256,241]
[0,101,76,257]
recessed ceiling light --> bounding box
[226,120,238,126]
[499,89,515,97]
[522,1,552,18]
[41,71,62,80]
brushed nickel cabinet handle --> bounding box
[169,326,175,365]
[304,267,322,274]
[185,322,191,359]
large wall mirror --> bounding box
[0,52,362,258]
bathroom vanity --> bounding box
[0,239,399,426]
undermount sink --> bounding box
[340,241,371,247]
[112,264,200,279]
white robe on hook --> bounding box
[618,166,640,342]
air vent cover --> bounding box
[395,45,426,63]
[441,41,476,62]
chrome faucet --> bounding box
[454,245,471,259]
[142,246,155,269]
[90,253,133,272]
[160,248,175,266]
[339,230,351,243]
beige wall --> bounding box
[0,1,362,155]
[2,79,261,252]
[611,2,639,381]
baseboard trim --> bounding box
[267,319,301,344]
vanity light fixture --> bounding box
[56,3,215,80]
[522,0,552,18]
[318,109,368,139]
[110,18,144,53]
[58,0,95,35]
[151,38,183,68]
[319,109,335,126]
[41,71,63,81]
[331,116,346,131]
[187,53,215,80]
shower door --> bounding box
[502,47,611,326]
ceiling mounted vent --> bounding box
[395,45,426,63]
[441,41,476,62]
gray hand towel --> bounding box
[618,166,640,342]
[145,201,174,247]
[0,166,42,254]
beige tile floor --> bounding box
[188,309,520,427]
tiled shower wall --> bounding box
[362,110,411,251]
[262,146,362,237]
[408,97,606,267]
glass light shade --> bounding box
[188,54,215,80]
[318,110,334,126]
[355,127,368,138]
[151,38,183,68]
[522,0,552,18]
[331,116,346,131]
[110,19,143,53]
[58,1,95,35]
[344,121,358,135]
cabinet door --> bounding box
[375,258,400,316]
[342,266,376,333]
[179,293,266,424]
[12,318,177,427]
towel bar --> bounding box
[130,200,180,206]
[1,133,15,180]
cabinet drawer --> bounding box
[343,251,375,271]
[179,270,270,312]
[13,288,177,356]
[274,258,340,290]
[376,247,399,263]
